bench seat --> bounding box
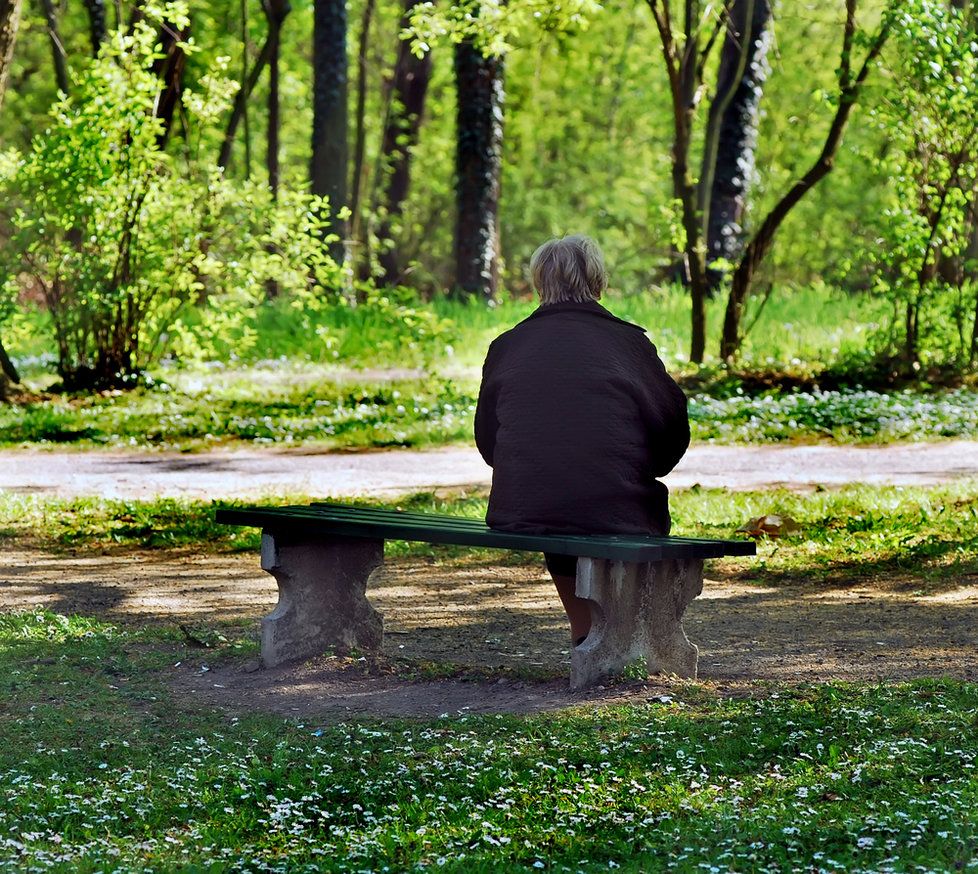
[217,502,755,689]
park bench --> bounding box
[216,502,755,690]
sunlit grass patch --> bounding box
[673,481,978,588]
[0,377,478,451]
[3,482,977,590]
[689,386,978,443]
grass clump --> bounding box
[1,609,976,871]
[674,481,978,588]
[0,377,476,450]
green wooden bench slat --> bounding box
[217,507,664,560]
[311,502,755,556]
[216,504,756,561]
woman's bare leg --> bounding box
[550,572,592,644]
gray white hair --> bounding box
[529,234,608,305]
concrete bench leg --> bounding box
[259,530,384,668]
[570,557,704,690]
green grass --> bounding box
[11,284,888,378]
[1,610,976,872]
[0,377,476,450]
[3,484,977,870]
[4,482,977,589]
[5,284,976,449]
[243,283,894,374]
[3,376,978,449]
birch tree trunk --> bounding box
[376,0,432,287]
[453,36,503,299]
[311,0,348,261]
[0,0,22,111]
[703,0,772,291]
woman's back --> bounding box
[475,299,689,535]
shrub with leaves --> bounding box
[0,2,339,389]
[868,0,978,369]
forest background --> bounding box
[0,0,977,441]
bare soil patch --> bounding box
[2,548,976,718]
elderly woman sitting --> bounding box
[474,235,690,646]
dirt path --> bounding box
[3,548,975,718]
[2,440,978,500]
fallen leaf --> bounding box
[735,514,801,539]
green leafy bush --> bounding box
[0,2,339,389]
[866,0,978,369]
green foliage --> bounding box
[867,0,978,366]
[0,2,339,389]
[404,0,603,57]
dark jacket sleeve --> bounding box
[474,341,501,466]
[635,338,690,478]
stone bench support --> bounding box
[571,557,704,689]
[260,531,384,668]
[258,529,705,687]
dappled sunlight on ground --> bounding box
[3,546,976,720]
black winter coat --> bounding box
[474,301,690,536]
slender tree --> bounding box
[152,15,190,147]
[38,0,69,95]
[0,0,22,111]
[264,0,290,298]
[375,0,432,286]
[646,0,740,362]
[453,34,504,299]
[703,0,771,290]
[348,0,376,256]
[240,0,251,177]
[264,0,290,195]
[82,0,107,55]
[719,0,891,359]
[217,0,291,173]
[0,0,19,387]
[311,0,348,259]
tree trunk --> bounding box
[218,0,291,173]
[38,0,69,95]
[376,0,431,287]
[674,122,708,363]
[152,16,190,148]
[703,0,772,291]
[646,0,726,363]
[311,0,348,261]
[905,299,920,365]
[0,337,20,385]
[82,0,106,55]
[453,36,504,299]
[0,0,22,112]
[964,205,978,283]
[971,281,978,363]
[719,2,890,360]
[264,0,289,299]
[348,0,375,260]
[264,0,289,194]
[240,0,252,178]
